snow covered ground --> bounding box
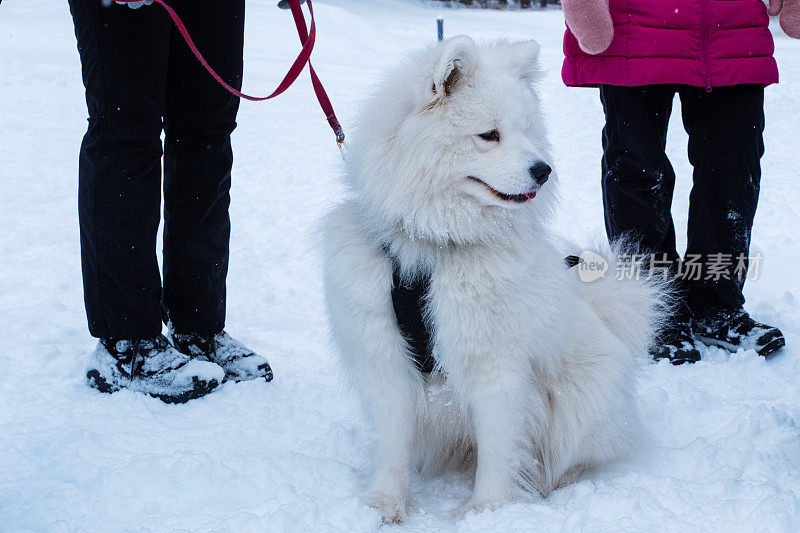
[2,1,800,530]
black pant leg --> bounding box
[161,0,245,335]
[600,84,681,265]
[678,84,765,318]
[69,0,171,339]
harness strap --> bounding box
[387,251,580,374]
[387,255,436,374]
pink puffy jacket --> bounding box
[562,0,779,89]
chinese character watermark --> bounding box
[574,252,763,283]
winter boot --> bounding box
[169,330,273,382]
[651,317,702,365]
[693,308,785,356]
[86,334,225,403]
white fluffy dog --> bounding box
[322,36,666,523]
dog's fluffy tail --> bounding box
[569,238,673,357]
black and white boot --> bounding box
[651,317,702,365]
[694,308,785,356]
[170,330,273,382]
[86,334,225,403]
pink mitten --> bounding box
[769,0,800,39]
[562,0,614,55]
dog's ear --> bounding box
[432,36,479,98]
[505,40,542,81]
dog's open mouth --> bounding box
[467,176,536,203]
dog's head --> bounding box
[347,36,556,244]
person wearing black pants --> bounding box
[600,84,785,363]
[69,0,272,403]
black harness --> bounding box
[388,250,581,375]
[390,259,437,373]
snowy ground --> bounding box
[2,1,800,531]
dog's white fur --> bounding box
[322,37,667,523]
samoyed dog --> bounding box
[322,36,666,523]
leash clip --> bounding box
[336,132,349,162]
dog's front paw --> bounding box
[453,498,503,520]
[361,490,408,525]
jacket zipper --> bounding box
[701,0,712,92]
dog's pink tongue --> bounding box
[525,192,537,200]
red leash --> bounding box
[114,0,345,145]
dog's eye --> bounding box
[478,130,500,142]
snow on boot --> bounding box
[694,309,785,356]
[170,330,273,382]
[651,318,702,365]
[86,334,224,403]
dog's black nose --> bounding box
[529,162,552,185]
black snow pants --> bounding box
[599,84,765,320]
[69,0,244,339]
